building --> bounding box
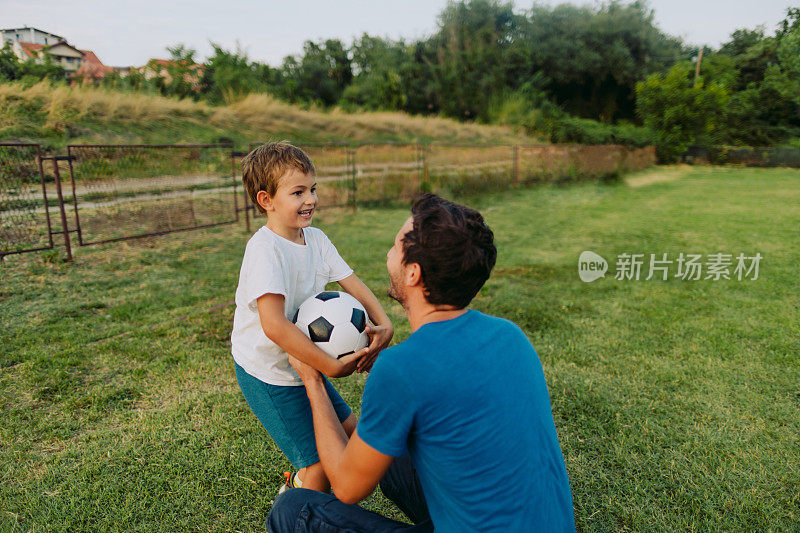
[2,27,65,47]
[2,26,110,80]
[75,50,112,82]
[12,40,85,74]
[139,59,205,88]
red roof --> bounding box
[18,42,43,58]
[76,49,111,81]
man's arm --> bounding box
[290,356,395,504]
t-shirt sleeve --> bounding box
[317,230,353,282]
[241,239,288,312]
[357,356,415,457]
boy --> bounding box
[231,142,393,493]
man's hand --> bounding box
[287,354,323,383]
[290,345,370,381]
[357,324,393,373]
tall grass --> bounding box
[0,83,533,149]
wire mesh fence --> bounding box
[354,143,422,205]
[0,143,56,259]
[299,143,354,208]
[683,145,800,167]
[247,142,355,210]
[1,141,656,259]
[66,144,237,245]
[426,144,515,195]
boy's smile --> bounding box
[261,169,318,243]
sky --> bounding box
[2,0,794,67]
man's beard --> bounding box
[386,271,406,307]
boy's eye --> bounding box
[293,191,302,196]
[311,187,317,193]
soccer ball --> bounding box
[292,291,369,359]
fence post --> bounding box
[350,147,358,211]
[243,188,251,234]
[230,152,239,222]
[513,145,520,185]
[49,158,73,262]
[36,149,55,249]
[420,143,428,195]
[65,149,83,246]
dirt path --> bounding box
[625,165,693,188]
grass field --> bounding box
[1,165,798,531]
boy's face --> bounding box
[262,169,317,230]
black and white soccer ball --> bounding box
[292,291,369,359]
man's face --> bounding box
[386,217,414,306]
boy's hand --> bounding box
[290,347,371,380]
[357,324,393,373]
[337,346,371,376]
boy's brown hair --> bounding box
[241,142,315,214]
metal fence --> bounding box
[1,142,655,261]
[683,145,800,167]
[0,143,65,259]
[65,144,237,245]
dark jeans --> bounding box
[266,455,434,532]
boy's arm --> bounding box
[256,293,367,378]
[337,274,393,372]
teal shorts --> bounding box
[234,362,352,469]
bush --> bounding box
[636,64,729,162]
[489,88,654,147]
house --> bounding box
[2,26,110,80]
[12,40,85,73]
[139,59,205,88]
[75,50,112,82]
[2,27,65,47]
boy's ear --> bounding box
[256,190,273,212]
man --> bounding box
[268,194,575,532]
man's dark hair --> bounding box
[402,194,497,308]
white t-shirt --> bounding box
[231,225,353,386]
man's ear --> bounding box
[406,262,422,287]
[256,190,273,212]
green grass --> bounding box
[1,166,798,531]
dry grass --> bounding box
[625,164,694,187]
[0,82,207,125]
[0,82,534,146]
[216,93,531,143]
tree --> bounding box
[341,34,409,111]
[519,1,684,122]
[163,44,199,100]
[428,0,521,121]
[200,43,262,104]
[0,43,65,83]
[280,39,352,106]
[636,64,728,161]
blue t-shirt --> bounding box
[358,310,575,532]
